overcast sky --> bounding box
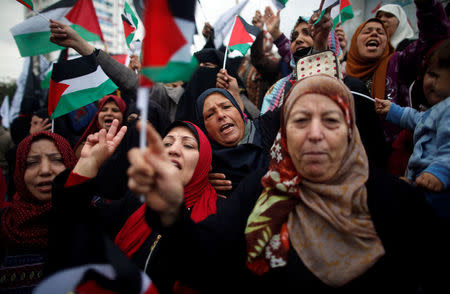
[0,0,322,82]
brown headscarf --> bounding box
[1,132,76,249]
[245,75,385,287]
[346,18,394,100]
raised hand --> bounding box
[309,6,333,51]
[127,121,184,226]
[216,69,244,111]
[335,22,348,54]
[74,119,127,178]
[29,117,51,134]
[264,6,281,40]
[49,19,95,56]
[252,10,264,30]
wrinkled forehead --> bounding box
[285,76,350,114]
[360,20,385,33]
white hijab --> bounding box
[377,4,415,49]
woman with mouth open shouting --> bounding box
[73,95,127,159]
[346,0,450,146]
[0,132,77,293]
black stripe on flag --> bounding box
[238,16,260,38]
[42,0,77,13]
[168,0,196,22]
[51,54,98,83]
[121,13,133,27]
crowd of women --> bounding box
[1,0,450,293]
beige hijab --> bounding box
[245,75,385,287]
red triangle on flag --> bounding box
[66,0,105,42]
[228,16,254,47]
[123,19,135,40]
[48,79,70,117]
[142,0,186,67]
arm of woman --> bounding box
[50,19,138,101]
[250,31,281,84]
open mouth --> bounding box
[104,118,113,126]
[36,181,53,192]
[170,160,181,170]
[220,123,234,134]
[366,40,379,49]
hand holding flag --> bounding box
[309,5,333,51]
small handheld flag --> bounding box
[122,1,139,49]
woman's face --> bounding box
[285,93,348,182]
[356,21,388,61]
[423,61,450,106]
[203,93,245,147]
[23,139,66,201]
[290,22,314,54]
[163,126,200,186]
[98,101,123,130]
[376,11,399,38]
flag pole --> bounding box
[136,86,150,203]
[51,119,54,133]
[197,0,209,23]
[222,15,238,69]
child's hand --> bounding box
[375,98,391,114]
[415,172,444,192]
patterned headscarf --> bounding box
[346,18,394,100]
[1,132,76,249]
[245,75,385,287]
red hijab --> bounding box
[1,132,76,249]
[74,95,127,152]
[114,121,217,257]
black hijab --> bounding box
[195,88,268,197]
[175,49,245,123]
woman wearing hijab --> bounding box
[49,119,220,293]
[346,0,450,145]
[194,88,280,197]
[376,4,415,51]
[73,95,127,158]
[128,75,449,293]
[0,132,76,292]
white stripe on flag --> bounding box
[59,66,112,96]
[170,18,196,63]
[10,7,71,35]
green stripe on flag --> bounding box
[126,32,135,48]
[51,79,117,119]
[332,5,354,29]
[13,24,102,57]
[41,70,52,89]
[141,57,198,83]
[230,43,251,56]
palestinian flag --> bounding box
[16,0,34,10]
[122,1,139,49]
[314,0,339,24]
[11,0,104,57]
[332,0,354,28]
[48,53,117,119]
[140,0,198,84]
[228,16,260,56]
